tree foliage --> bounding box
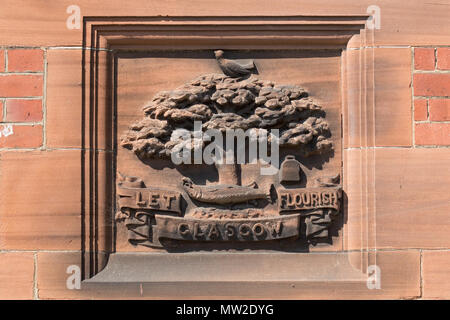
[121,74,332,159]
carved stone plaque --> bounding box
[115,50,342,251]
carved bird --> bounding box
[214,50,255,78]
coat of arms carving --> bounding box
[115,51,342,250]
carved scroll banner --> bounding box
[155,214,300,241]
[278,187,342,212]
[117,185,182,214]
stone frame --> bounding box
[80,15,378,296]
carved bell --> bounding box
[279,155,301,183]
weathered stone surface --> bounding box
[423,250,450,299]
[3,3,450,300]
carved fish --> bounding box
[182,177,269,205]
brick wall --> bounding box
[413,47,450,146]
[0,0,450,300]
[0,48,44,149]
[410,48,450,300]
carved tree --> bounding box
[121,74,332,185]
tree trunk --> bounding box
[215,162,241,185]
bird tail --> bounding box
[235,59,255,70]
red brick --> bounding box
[0,100,3,120]
[0,124,42,148]
[414,48,435,70]
[0,252,34,299]
[0,75,43,97]
[8,49,44,72]
[429,99,450,121]
[5,99,42,122]
[415,123,450,145]
[414,73,450,96]
[0,50,4,72]
[437,48,450,70]
[414,99,428,121]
